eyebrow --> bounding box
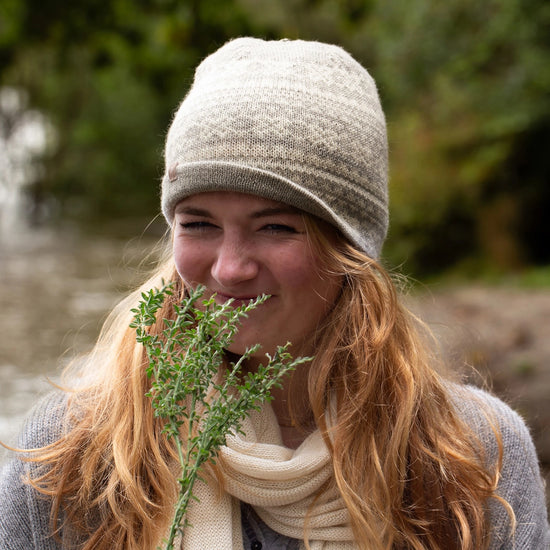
[174,206,212,217]
[250,206,300,219]
[174,205,300,219]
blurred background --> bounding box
[0,0,548,505]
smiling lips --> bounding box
[212,291,269,308]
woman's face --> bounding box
[172,191,342,361]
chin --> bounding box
[226,337,277,363]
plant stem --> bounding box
[130,283,311,549]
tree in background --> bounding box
[366,0,550,274]
[0,0,264,223]
[1,0,549,276]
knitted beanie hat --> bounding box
[161,37,388,258]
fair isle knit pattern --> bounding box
[161,37,388,259]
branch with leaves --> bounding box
[130,283,311,549]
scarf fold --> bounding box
[181,403,355,549]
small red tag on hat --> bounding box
[168,163,179,182]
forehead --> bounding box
[175,191,300,213]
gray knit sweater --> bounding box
[1,387,548,549]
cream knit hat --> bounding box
[161,37,388,258]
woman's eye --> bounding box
[179,221,215,232]
[261,224,298,234]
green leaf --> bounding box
[131,283,311,549]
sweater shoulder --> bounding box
[18,390,70,450]
[448,383,550,549]
[446,383,532,441]
[448,383,540,479]
[0,390,68,550]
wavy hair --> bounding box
[25,247,183,549]
[303,218,513,549]
[22,218,512,549]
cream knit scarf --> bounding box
[180,402,355,549]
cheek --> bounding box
[276,249,339,303]
[270,248,313,287]
[173,241,207,283]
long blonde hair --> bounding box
[23,220,511,549]
[304,218,511,549]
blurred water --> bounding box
[0,220,160,463]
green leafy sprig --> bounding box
[130,282,311,550]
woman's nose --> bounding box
[211,238,259,286]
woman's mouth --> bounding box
[213,292,261,307]
[211,291,274,310]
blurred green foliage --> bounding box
[1,0,549,277]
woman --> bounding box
[1,37,548,550]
